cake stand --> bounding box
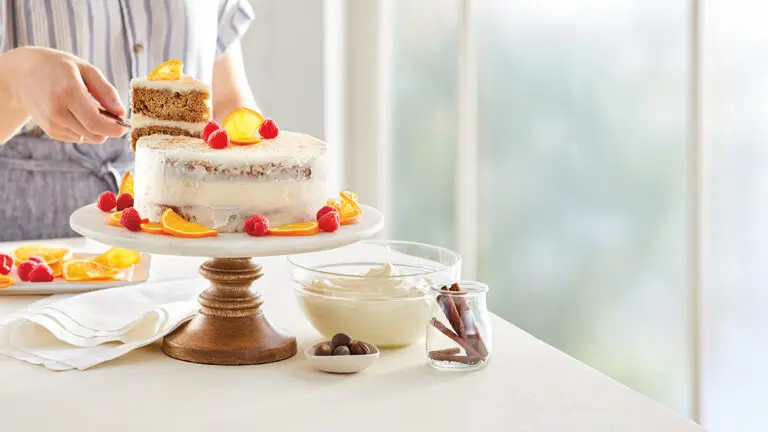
[70,204,384,365]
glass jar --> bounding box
[426,281,492,370]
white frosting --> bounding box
[133,133,328,233]
[135,131,326,166]
[295,264,432,347]
[130,75,210,93]
[130,113,205,134]
[303,264,431,300]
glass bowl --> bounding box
[288,240,461,347]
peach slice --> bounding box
[267,222,320,236]
[222,107,265,144]
[161,209,218,238]
[148,60,183,81]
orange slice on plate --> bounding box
[140,222,165,235]
[13,245,72,266]
[267,222,320,236]
[160,209,218,238]
[93,248,141,269]
[148,60,183,81]
[50,261,63,278]
[0,274,13,289]
[222,107,265,144]
[119,172,134,197]
[62,260,122,282]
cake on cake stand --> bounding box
[70,204,384,365]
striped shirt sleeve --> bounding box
[215,0,254,59]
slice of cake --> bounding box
[129,75,210,151]
[133,132,328,232]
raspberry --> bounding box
[318,211,340,233]
[27,256,45,264]
[258,119,279,139]
[17,261,36,282]
[28,263,54,283]
[97,191,117,212]
[116,193,134,211]
[316,205,338,222]
[207,129,230,149]
[244,214,269,237]
[0,254,13,275]
[201,121,221,142]
[120,207,142,232]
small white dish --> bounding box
[304,342,380,374]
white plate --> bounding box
[0,253,151,295]
[69,204,384,258]
[304,343,380,374]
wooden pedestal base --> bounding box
[162,257,297,365]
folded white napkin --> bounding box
[0,279,204,371]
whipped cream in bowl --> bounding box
[289,241,461,348]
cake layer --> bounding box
[133,133,329,232]
[130,126,200,151]
[131,113,206,134]
[131,87,210,122]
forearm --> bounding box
[211,41,259,123]
[0,49,31,143]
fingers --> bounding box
[44,122,86,144]
[60,108,106,144]
[66,82,127,138]
[78,63,126,116]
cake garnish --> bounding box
[207,129,230,149]
[258,119,279,139]
[116,193,134,211]
[327,191,363,225]
[267,222,320,236]
[201,121,221,142]
[139,222,164,235]
[120,208,143,232]
[118,172,134,197]
[244,214,270,237]
[317,210,340,233]
[97,191,117,212]
[148,59,183,81]
[160,208,218,238]
[222,107,265,145]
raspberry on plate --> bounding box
[244,214,269,237]
[258,119,279,139]
[116,193,134,211]
[0,253,13,275]
[201,121,221,142]
[316,205,338,222]
[207,129,230,149]
[17,261,36,282]
[28,263,54,283]
[27,256,45,264]
[318,211,340,233]
[97,191,117,212]
[120,208,142,232]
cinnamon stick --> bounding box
[448,283,489,357]
[428,353,486,365]
[437,286,464,338]
[429,318,483,358]
[428,347,461,357]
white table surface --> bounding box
[0,238,704,432]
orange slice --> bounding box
[222,107,265,144]
[13,245,72,266]
[160,209,218,238]
[339,191,362,216]
[340,214,361,226]
[0,274,13,289]
[50,261,63,278]
[119,172,134,197]
[148,60,183,81]
[267,222,320,236]
[93,248,141,269]
[140,222,165,235]
[62,260,122,282]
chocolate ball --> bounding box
[314,343,332,356]
[350,341,371,356]
[331,333,352,350]
[332,345,351,356]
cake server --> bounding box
[99,109,131,128]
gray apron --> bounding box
[0,134,133,241]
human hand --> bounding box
[2,46,127,144]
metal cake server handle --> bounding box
[98,108,131,128]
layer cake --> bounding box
[133,133,328,232]
[129,76,211,150]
